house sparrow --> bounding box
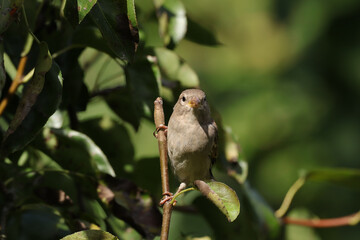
[167,89,218,195]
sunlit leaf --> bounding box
[0,39,5,99]
[61,230,119,240]
[90,0,139,61]
[1,44,63,157]
[157,0,187,49]
[195,180,240,222]
[106,214,142,240]
[78,0,98,23]
[154,47,199,88]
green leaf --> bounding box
[186,17,221,46]
[36,171,79,204]
[157,0,187,49]
[71,26,115,57]
[241,183,281,239]
[6,204,70,239]
[78,0,98,23]
[195,180,240,222]
[59,48,89,111]
[154,47,199,88]
[90,0,139,61]
[80,116,134,176]
[106,214,142,240]
[61,230,119,240]
[34,128,115,177]
[304,168,360,189]
[0,39,5,99]
[105,56,160,130]
[1,43,63,157]
[82,197,107,220]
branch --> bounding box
[154,97,173,240]
[0,56,27,116]
[283,211,360,228]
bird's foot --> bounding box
[159,191,176,206]
[153,124,168,138]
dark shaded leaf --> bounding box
[6,205,70,239]
[240,182,281,239]
[60,48,89,111]
[71,26,115,57]
[82,197,107,220]
[304,168,360,189]
[0,0,23,35]
[195,180,240,222]
[157,0,187,49]
[34,128,115,177]
[1,44,63,157]
[105,57,160,130]
[61,230,119,240]
[80,116,134,176]
[90,0,139,61]
[36,171,79,204]
[64,0,79,28]
[105,176,162,238]
[186,17,221,46]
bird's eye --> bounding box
[181,96,186,102]
[203,96,207,102]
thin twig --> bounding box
[0,56,27,116]
[154,97,172,240]
[283,211,360,228]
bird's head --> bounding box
[175,89,210,118]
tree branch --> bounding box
[0,56,27,116]
[154,97,173,240]
[283,211,360,228]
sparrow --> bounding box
[167,89,218,195]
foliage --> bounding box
[0,0,360,239]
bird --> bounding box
[166,89,218,200]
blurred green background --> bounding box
[130,0,360,238]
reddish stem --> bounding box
[283,212,359,228]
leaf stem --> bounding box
[169,187,195,205]
[22,6,40,45]
[275,176,306,218]
[154,97,172,240]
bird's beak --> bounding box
[188,98,201,108]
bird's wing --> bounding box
[209,120,218,167]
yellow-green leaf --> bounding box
[61,230,119,240]
[195,180,240,222]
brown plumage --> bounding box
[167,89,218,192]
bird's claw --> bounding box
[159,191,176,206]
[153,124,168,138]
